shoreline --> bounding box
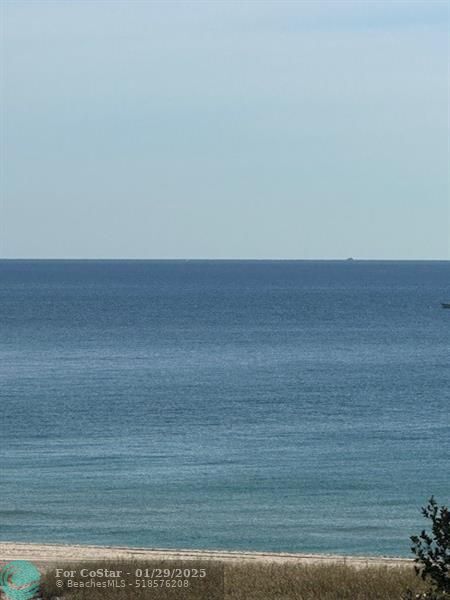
[0,542,413,568]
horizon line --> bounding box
[1,257,449,262]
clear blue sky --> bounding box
[2,0,448,259]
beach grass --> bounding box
[224,562,427,599]
[39,559,429,600]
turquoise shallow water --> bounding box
[1,260,449,556]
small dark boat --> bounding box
[441,303,450,309]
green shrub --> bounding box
[408,496,450,599]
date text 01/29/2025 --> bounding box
[54,567,208,578]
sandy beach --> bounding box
[0,542,412,569]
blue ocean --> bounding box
[1,260,449,556]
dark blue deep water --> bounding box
[1,260,449,556]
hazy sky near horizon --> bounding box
[3,0,449,259]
